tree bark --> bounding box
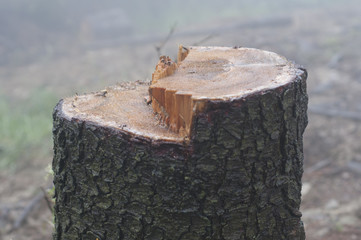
[52,47,308,240]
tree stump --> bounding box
[52,46,308,240]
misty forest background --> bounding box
[1,0,361,239]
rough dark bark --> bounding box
[52,51,308,240]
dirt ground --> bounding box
[1,2,361,239]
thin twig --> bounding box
[9,184,53,233]
[10,192,44,233]
[155,22,177,57]
[192,34,217,46]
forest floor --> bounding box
[1,2,361,239]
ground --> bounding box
[1,1,361,239]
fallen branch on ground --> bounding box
[308,106,361,121]
[8,184,53,233]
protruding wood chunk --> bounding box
[149,46,297,137]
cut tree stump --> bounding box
[52,46,308,240]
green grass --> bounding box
[0,88,58,170]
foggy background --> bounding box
[1,0,361,239]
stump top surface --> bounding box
[61,47,302,142]
[151,46,296,100]
[62,83,184,142]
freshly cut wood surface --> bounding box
[61,83,183,142]
[61,46,301,141]
[149,46,299,136]
[152,46,294,100]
